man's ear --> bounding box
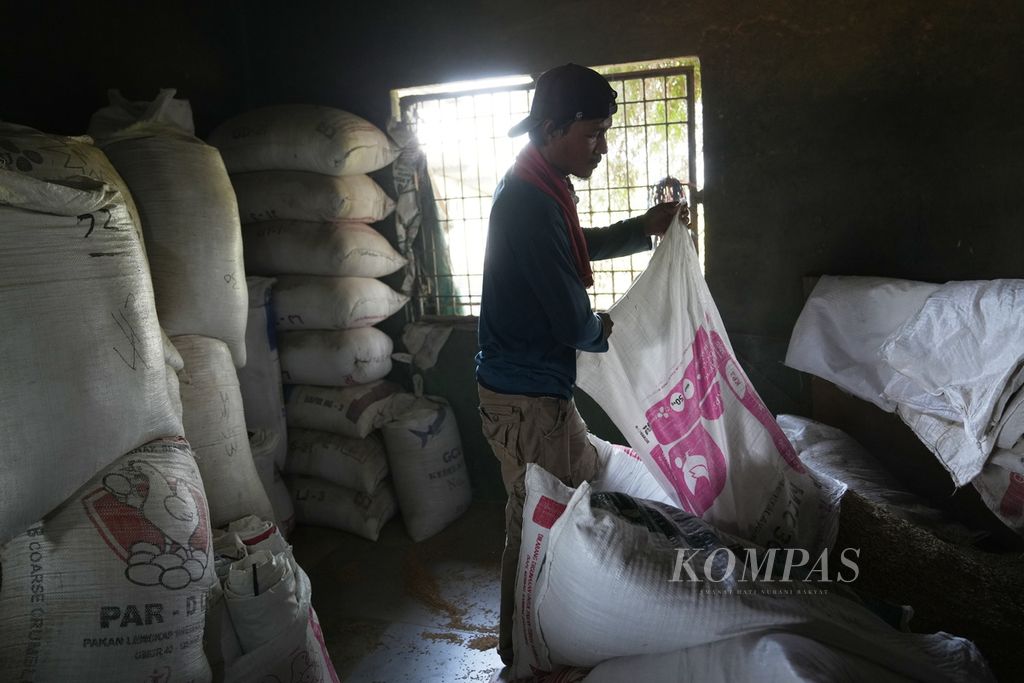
[540,119,560,142]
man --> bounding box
[475,63,685,672]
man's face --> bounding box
[544,117,612,179]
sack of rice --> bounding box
[243,219,406,277]
[0,123,179,545]
[0,438,216,681]
[250,430,296,538]
[272,275,408,331]
[209,104,397,176]
[102,123,248,367]
[232,170,394,224]
[286,476,396,541]
[279,327,394,386]
[286,429,389,494]
[284,381,401,439]
[514,464,992,682]
[88,88,195,142]
[223,556,338,683]
[175,334,274,527]
[381,395,471,541]
[237,277,288,468]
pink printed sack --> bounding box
[576,215,844,553]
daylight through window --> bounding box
[394,58,703,318]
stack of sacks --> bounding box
[204,516,338,682]
[785,276,1024,534]
[0,123,228,677]
[96,91,274,529]
[515,465,994,682]
[209,105,407,541]
[282,382,402,540]
[380,394,472,541]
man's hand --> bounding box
[599,312,614,342]
[642,201,690,237]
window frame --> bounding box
[393,57,703,322]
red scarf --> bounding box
[512,143,593,288]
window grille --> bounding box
[394,58,703,318]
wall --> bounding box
[2,1,253,136]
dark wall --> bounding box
[2,1,253,136]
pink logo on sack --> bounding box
[532,496,568,529]
[644,328,723,445]
[83,458,211,590]
[1000,472,1024,518]
[651,425,728,516]
[708,331,805,473]
[613,444,643,462]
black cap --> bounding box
[508,63,618,137]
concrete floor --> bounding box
[291,500,508,682]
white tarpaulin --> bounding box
[880,280,1024,487]
[785,276,1024,533]
[577,216,844,553]
[784,276,940,412]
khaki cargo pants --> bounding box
[477,384,600,666]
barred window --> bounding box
[393,57,704,318]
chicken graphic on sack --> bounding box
[97,458,210,589]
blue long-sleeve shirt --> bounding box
[475,170,652,399]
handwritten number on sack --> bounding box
[79,209,113,239]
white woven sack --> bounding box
[238,277,288,468]
[209,104,397,176]
[582,633,925,683]
[250,430,296,538]
[0,122,145,242]
[222,514,289,555]
[972,463,1024,535]
[286,429,389,493]
[577,216,844,554]
[243,219,407,277]
[517,465,993,682]
[0,438,216,682]
[589,433,676,506]
[223,559,339,683]
[175,334,274,527]
[205,581,243,682]
[279,327,394,386]
[784,276,941,412]
[232,170,395,224]
[285,381,401,438]
[777,415,984,544]
[102,123,248,367]
[88,88,195,142]
[286,476,396,541]
[0,125,180,545]
[381,395,471,541]
[512,465,575,675]
[163,330,185,424]
[224,549,299,653]
[273,275,408,331]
